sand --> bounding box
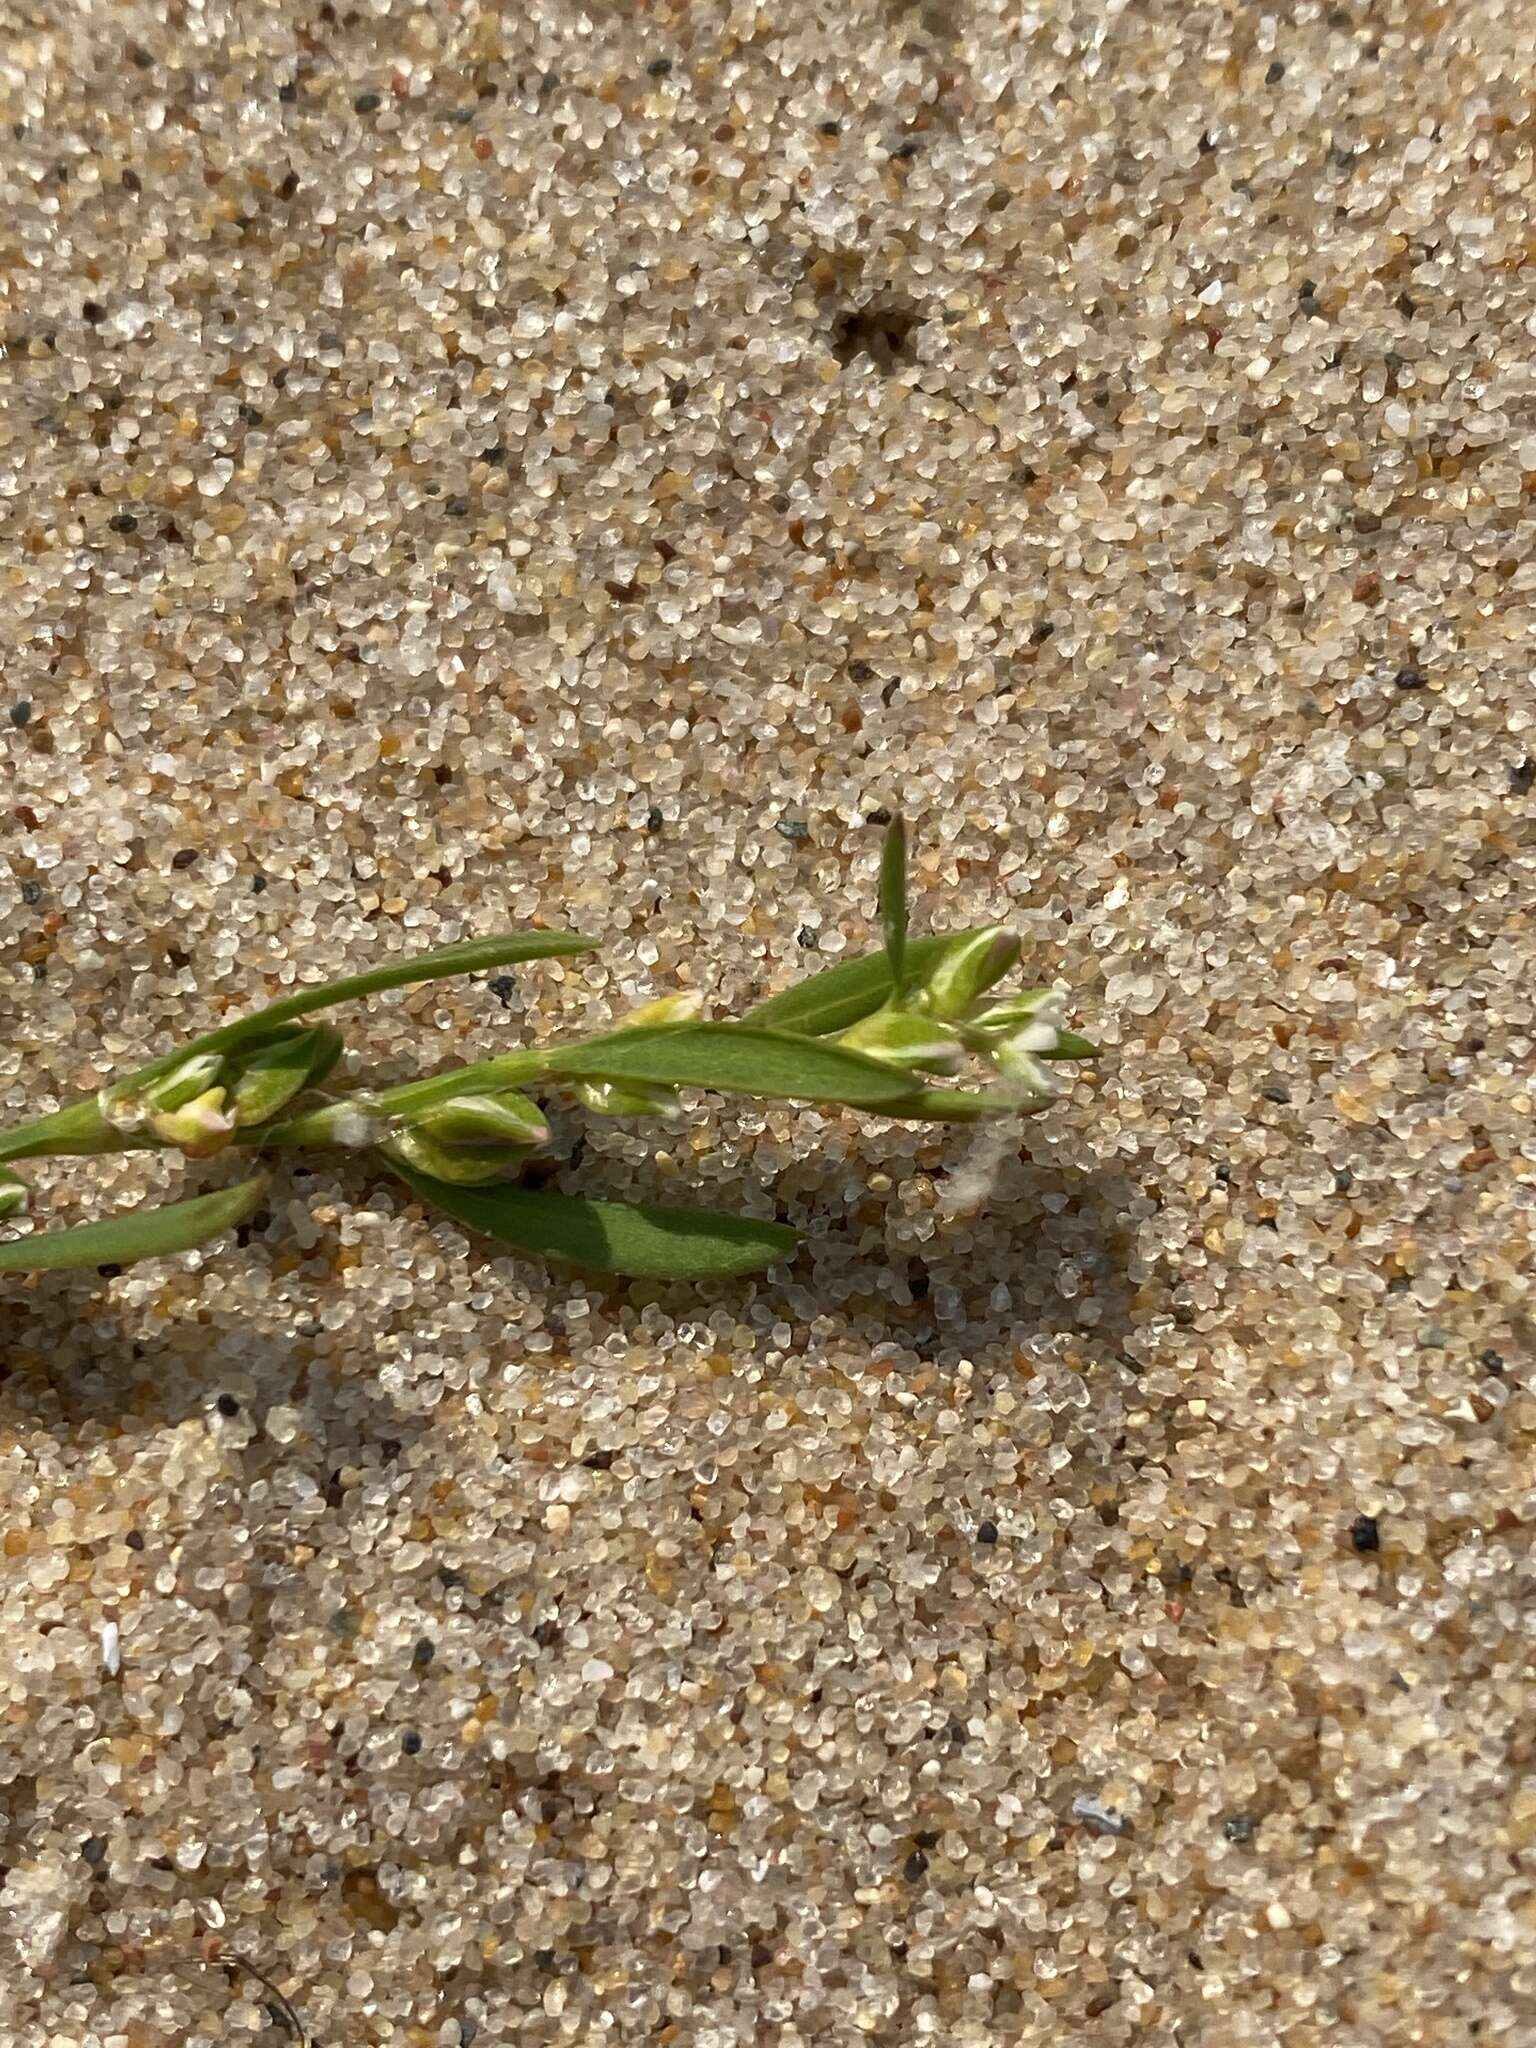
[1,1,1533,2042]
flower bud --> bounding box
[616,992,706,1032]
[965,987,1075,1102]
[571,1079,681,1117]
[0,1168,28,1221]
[227,1025,345,1128]
[388,1090,549,1184]
[412,1092,549,1150]
[965,990,1099,1065]
[390,1128,532,1184]
[149,1086,238,1156]
[965,988,1067,1046]
[836,1008,965,1075]
[99,1052,226,1133]
[914,927,1020,1021]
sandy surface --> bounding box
[2,1,1534,2042]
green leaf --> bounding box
[394,1166,799,1279]
[0,1176,266,1274]
[885,1085,1022,1122]
[916,926,1020,1019]
[879,814,910,997]
[548,1024,918,1109]
[744,931,999,1039]
[226,1024,345,1127]
[132,931,598,1084]
[1041,1030,1100,1061]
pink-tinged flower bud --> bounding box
[148,1087,238,1157]
[412,1091,549,1150]
[99,1052,226,1133]
[388,1090,549,1182]
[390,1128,531,1184]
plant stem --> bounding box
[0,1021,1016,1167]
[377,1045,563,1118]
[0,1098,131,1164]
[254,1044,570,1146]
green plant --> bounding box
[0,821,1097,1281]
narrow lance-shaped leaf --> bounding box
[0,1176,266,1274]
[918,926,1021,1020]
[1042,1029,1100,1061]
[742,931,1001,1040]
[226,1024,346,1127]
[884,1084,1032,1123]
[131,931,599,1085]
[879,814,910,998]
[548,1023,920,1109]
[394,1165,799,1280]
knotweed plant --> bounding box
[0,821,1097,1281]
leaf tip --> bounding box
[878,813,911,992]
